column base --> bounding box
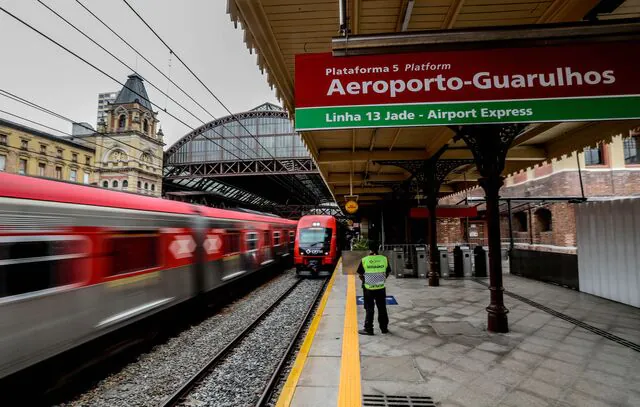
[486,305,509,333]
[427,269,439,286]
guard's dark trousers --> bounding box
[363,287,388,333]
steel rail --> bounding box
[158,278,303,407]
[255,278,327,407]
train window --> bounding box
[289,230,295,241]
[109,233,159,276]
[273,231,281,246]
[0,237,85,298]
[224,233,241,254]
[246,232,258,251]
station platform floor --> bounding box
[277,258,640,407]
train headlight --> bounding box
[324,252,328,255]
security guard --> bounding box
[357,246,391,335]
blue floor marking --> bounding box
[356,295,398,305]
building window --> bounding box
[57,148,63,159]
[83,173,89,184]
[113,180,118,188]
[137,181,141,189]
[72,153,78,163]
[38,162,46,177]
[102,180,108,188]
[118,114,126,129]
[144,182,148,190]
[624,136,640,165]
[584,145,604,166]
[122,180,128,189]
[0,134,7,145]
[0,155,6,171]
[85,156,91,166]
[20,140,28,150]
[70,169,77,182]
[513,212,528,232]
[151,184,155,192]
[19,159,27,175]
[55,166,62,179]
[534,208,552,232]
[143,119,149,133]
[40,144,47,154]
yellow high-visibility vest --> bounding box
[362,255,387,290]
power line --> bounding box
[0,109,161,176]
[36,0,206,127]
[121,0,276,161]
[79,0,267,163]
[0,89,162,164]
[75,0,217,122]
[0,6,244,162]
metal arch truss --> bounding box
[164,158,317,178]
[165,107,289,159]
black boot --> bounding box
[358,329,374,335]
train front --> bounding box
[294,216,336,277]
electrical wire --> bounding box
[0,89,163,164]
[36,0,206,127]
[0,3,243,162]
[120,0,276,160]
[0,109,161,176]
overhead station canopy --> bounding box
[227,0,640,207]
[163,103,335,213]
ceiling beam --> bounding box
[334,186,393,194]
[328,172,408,183]
[441,0,465,29]
[538,0,601,23]
[389,128,402,151]
[317,146,547,163]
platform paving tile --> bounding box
[289,271,640,407]
[290,385,339,407]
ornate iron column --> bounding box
[455,124,525,333]
[377,157,472,286]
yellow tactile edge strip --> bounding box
[337,271,362,406]
[275,258,341,407]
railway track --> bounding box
[159,277,326,407]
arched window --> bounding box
[112,180,118,188]
[102,180,108,188]
[143,119,149,133]
[122,180,128,189]
[118,114,126,129]
[151,184,155,191]
[144,182,148,190]
[138,181,141,189]
[535,208,552,232]
[513,212,528,232]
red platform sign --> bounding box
[294,41,640,130]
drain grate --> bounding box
[363,394,435,407]
[472,279,640,353]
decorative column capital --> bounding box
[455,124,526,177]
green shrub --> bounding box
[352,237,370,251]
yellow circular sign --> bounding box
[347,219,354,226]
[345,200,359,214]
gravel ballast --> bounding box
[60,271,300,407]
[178,278,325,407]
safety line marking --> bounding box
[338,271,362,407]
[275,259,340,407]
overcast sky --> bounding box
[0,0,279,149]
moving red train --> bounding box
[294,215,344,276]
[0,172,297,379]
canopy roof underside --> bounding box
[228,0,640,206]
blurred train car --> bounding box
[0,172,297,379]
[294,215,344,276]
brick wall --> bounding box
[437,218,463,245]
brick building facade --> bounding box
[439,131,640,249]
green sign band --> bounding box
[294,95,640,131]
